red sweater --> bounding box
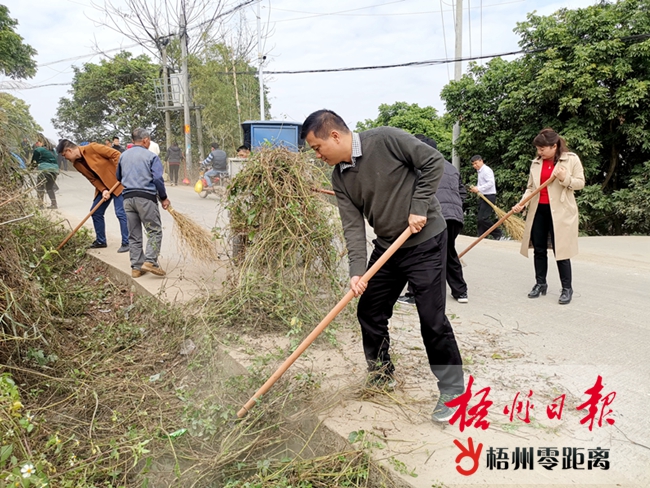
[539,159,554,204]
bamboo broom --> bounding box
[165,205,219,262]
[477,192,526,240]
[460,176,556,259]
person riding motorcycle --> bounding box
[201,142,228,187]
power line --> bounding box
[263,49,530,74]
[36,0,257,69]
[8,32,650,90]
[37,43,141,68]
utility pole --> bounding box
[195,108,204,161]
[181,1,192,175]
[452,0,463,170]
[161,41,173,151]
[256,0,264,120]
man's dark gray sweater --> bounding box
[332,127,447,277]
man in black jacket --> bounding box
[399,135,469,304]
[302,110,464,423]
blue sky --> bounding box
[2,0,597,142]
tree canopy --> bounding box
[441,0,650,235]
[0,92,41,148]
[356,102,453,160]
[0,5,37,80]
[53,52,163,143]
[191,41,265,154]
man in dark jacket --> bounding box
[399,135,469,304]
[111,136,125,153]
[201,142,228,188]
[302,109,464,423]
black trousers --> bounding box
[530,203,572,289]
[37,172,57,204]
[358,232,465,394]
[477,194,502,239]
[169,164,180,184]
[446,220,468,298]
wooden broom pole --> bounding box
[312,188,335,196]
[57,181,121,251]
[237,226,413,418]
[459,176,556,259]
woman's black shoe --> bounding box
[558,288,573,305]
[528,283,548,298]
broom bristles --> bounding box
[167,206,220,262]
[478,192,526,241]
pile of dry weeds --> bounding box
[212,147,347,334]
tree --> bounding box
[53,52,164,142]
[356,102,453,160]
[0,5,37,79]
[441,0,650,235]
[0,92,41,147]
[191,41,262,153]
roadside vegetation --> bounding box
[1,138,396,486]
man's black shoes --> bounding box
[89,241,107,249]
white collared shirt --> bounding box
[476,164,497,195]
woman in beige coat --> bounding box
[512,128,585,305]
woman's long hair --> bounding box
[533,128,569,163]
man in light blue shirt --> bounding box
[469,155,503,240]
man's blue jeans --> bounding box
[204,169,227,187]
[91,193,129,246]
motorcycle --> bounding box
[194,170,228,198]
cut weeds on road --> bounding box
[1,146,399,486]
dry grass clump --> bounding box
[211,147,347,333]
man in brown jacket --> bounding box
[57,140,129,252]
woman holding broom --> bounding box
[512,128,585,305]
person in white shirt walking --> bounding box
[469,155,503,240]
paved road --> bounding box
[50,170,650,485]
[321,233,650,487]
[52,169,227,301]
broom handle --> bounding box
[477,192,501,213]
[237,226,413,418]
[56,181,121,251]
[459,176,556,259]
[312,188,335,196]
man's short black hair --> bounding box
[56,139,77,155]
[414,134,437,149]
[300,109,350,140]
[237,144,251,152]
[210,142,219,149]
[470,155,483,162]
[113,136,120,142]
